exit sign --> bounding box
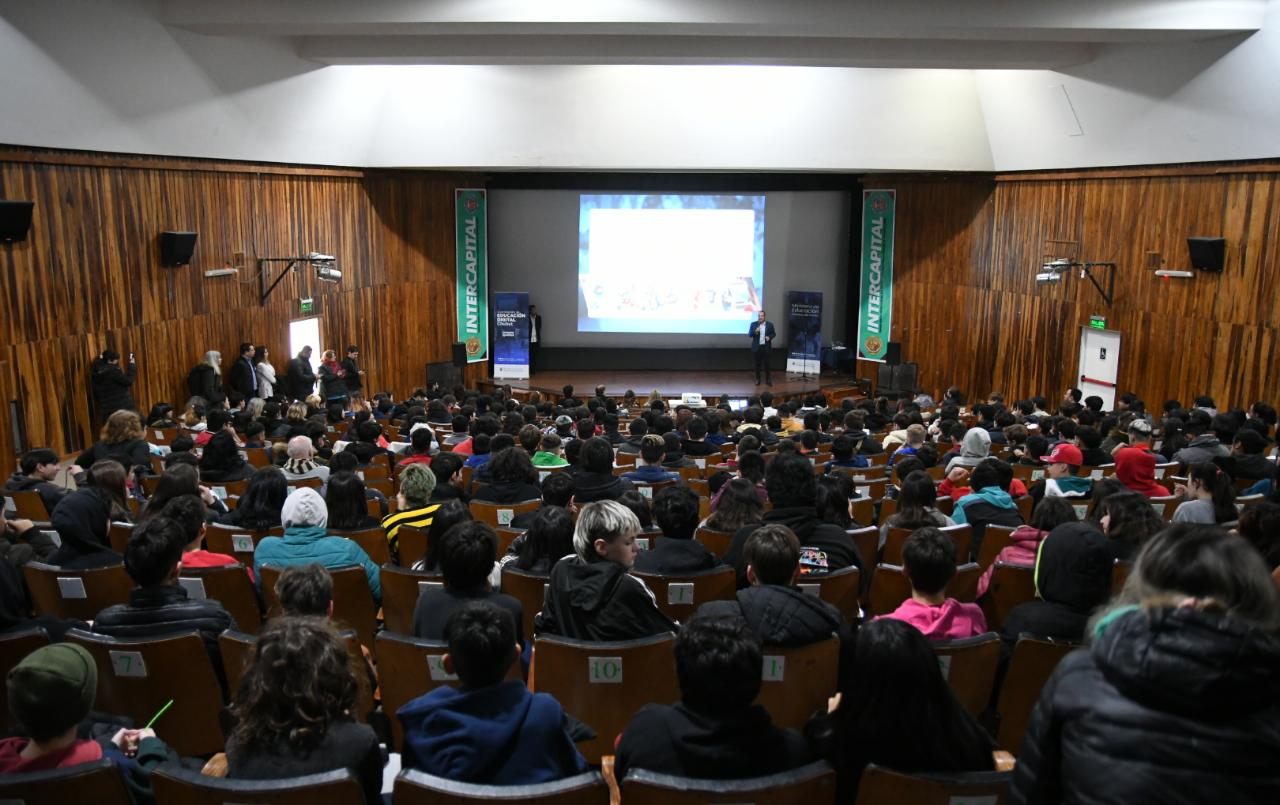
[1089,315,1106,330]
[300,297,314,315]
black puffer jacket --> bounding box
[90,356,136,420]
[570,471,634,504]
[533,556,677,641]
[726,507,863,589]
[1011,606,1280,804]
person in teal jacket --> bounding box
[255,487,382,603]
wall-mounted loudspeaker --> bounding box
[451,342,468,368]
[0,201,34,243]
[1187,237,1225,273]
[884,341,902,365]
[159,231,198,267]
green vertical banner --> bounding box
[857,189,896,361]
[455,188,489,364]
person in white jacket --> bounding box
[254,346,277,399]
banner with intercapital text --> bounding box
[857,189,895,361]
[455,189,489,363]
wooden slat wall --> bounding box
[0,148,482,459]
[881,164,1280,409]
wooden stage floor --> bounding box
[485,370,853,400]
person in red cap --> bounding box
[1027,442,1094,507]
[1114,446,1169,497]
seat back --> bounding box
[381,564,443,635]
[866,563,911,616]
[883,524,973,566]
[974,524,1018,571]
[205,523,280,567]
[846,526,878,571]
[632,480,677,500]
[979,562,1036,630]
[22,561,133,621]
[107,520,134,553]
[0,758,133,805]
[397,525,430,568]
[287,476,325,492]
[500,566,549,640]
[470,498,542,528]
[1111,559,1133,595]
[329,527,391,566]
[632,566,735,621]
[756,637,840,729]
[152,763,366,805]
[178,563,263,635]
[9,489,52,521]
[996,636,1079,752]
[854,765,1011,805]
[220,629,374,724]
[692,526,734,558]
[849,496,874,528]
[259,564,378,648]
[933,632,1001,717]
[375,632,456,752]
[0,626,50,729]
[65,629,225,756]
[393,769,609,804]
[795,565,860,622]
[622,761,835,805]
[530,633,678,763]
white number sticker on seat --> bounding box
[57,577,87,599]
[109,650,148,678]
[588,656,623,683]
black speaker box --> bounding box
[427,361,462,390]
[451,342,468,368]
[1187,237,1225,272]
[159,231,198,267]
[884,341,902,365]
[0,201,34,243]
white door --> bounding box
[289,317,322,377]
[1077,327,1121,410]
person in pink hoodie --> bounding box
[877,527,987,641]
[976,497,1078,598]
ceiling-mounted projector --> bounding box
[315,265,342,283]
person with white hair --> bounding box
[253,487,381,603]
[186,350,226,406]
[281,435,330,489]
[533,500,677,641]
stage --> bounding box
[483,370,861,403]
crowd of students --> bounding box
[2,379,1279,803]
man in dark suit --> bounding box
[341,345,365,398]
[748,310,776,386]
[286,346,317,401]
[528,304,542,373]
[227,341,258,398]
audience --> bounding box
[880,471,955,547]
[998,522,1110,648]
[976,496,1076,598]
[702,477,764,533]
[615,614,813,781]
[49,461,129,569]
[382,463,443,554]
[1172,462,1238,524]
[75,410,151,473]
[399,602,588,783]
[471,447,542,504]
[633,486,720,573]
[501,505,575,574]
[571,437,635,503]
[255,488,382,603]
[325,471,382,532]
[4,448,81,516]
[280,435,330,487]
[217,467,287,529]
[1096,491,1165,561]
[877,527,987,641]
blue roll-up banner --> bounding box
[493,292,530,379]
[786,290,823,375]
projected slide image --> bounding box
[578,194,766,335]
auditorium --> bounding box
[1,2,1278,803]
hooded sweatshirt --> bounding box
[999,522,1109,645]
[0,735,171,802]
[944,429,991,474]
[877,598,987,642]
[49,488,121,569]
[4,472,73,518]
[952,486,1019,525]
[1114,447,1169,497]
[570,471,635,504]
[533,556,677,641]
[398,680,587,784]
[725,507,864,589]
[254,488,382,601]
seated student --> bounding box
[163,493,248,579]
[1095,490,1164,562]
[622,435,682,484]
[0,643,175,796]
[1172,462,1238,525]
[532,432,569,467]
[876,527,986,641]
[710,450,767,512]
[413,522,526,659]
[198,431,254,483]
[501,505,575,575]
[255,488,382,603]
[472,447,543,504]
[399,602,588,783]
[634,486,720,574]
[615,614,812,781]
[948,459,1024,558]
[274,564,379,704]
[1113,444,1169,498]
[93,516,236,692]
[699,525,853,682]
[409,499,474,573]
[681,416,718,458]
[824,434,869,472]
[509,472,573,531]
[1236,502,1280,585]
[382,463,443,554]
[888,425,927,465]
[703,477,765,534]
[1219,428,1276,482]
[999,522,1110,648]
[217,467,287,529]
[5,448,83,516]
[616,418,648,455]
[242,422,267,450]
[571,437,635,504]
[464,432,494,469]
[880,471,955,548]
[976,496,1077,598]
[1072,425,1110,468]
[534,500,677,640]
[49,467,128,570]
[429,452,468,503]
[808,619,995,802]
[1027,443,1093,506]
[661,432,698,470]
[725,451,864,586]
[325,471,383,532]
[225,617,383,805]
[396,426,435,468]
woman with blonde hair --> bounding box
[1012,524,1280,804]
[76,409,150,471]
[186,350,225,406]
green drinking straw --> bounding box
[144,699,174,729]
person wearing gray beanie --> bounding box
[254,487,382,603]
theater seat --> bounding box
[621,760,836,804]
[854,764,1012,805]
[632,566,735,622]
[883,524,972,566]
[65,629,225,756]
[530,633,678,764]
[329,526,391,566]
[23,562,132,622]
[692,526,734,558]
[755,636,840,729]
[179,563,263,634]
[795,565,860,622]
[397,525,430,568]
[220,629,374,723]
[259,564,377,648]
[7,489,51,522]
[0,626,50,729]
[205,523,285,567]
[996,635,1079,753]
[979,562,1036,630]
[393,768,609,804]
[380,564,443,635]
[501,565,549,640]
[933,632,1001,718]
[0,758,133,805]
[152,763,365,805]
[470,498,541,528]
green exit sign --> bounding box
[1089,315,1106,330]
[300,297,314,316]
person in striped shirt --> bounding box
[382,463,442,555]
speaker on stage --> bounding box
[159,231,198,266]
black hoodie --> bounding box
[1000,522,1109,646]
[570,472,635,504]
[533,556,677,642]
[4,472,73,517]
[1012,606,1280,804]
[49,487,122,569]
[725,507,863,589]
[91,356,136,419]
